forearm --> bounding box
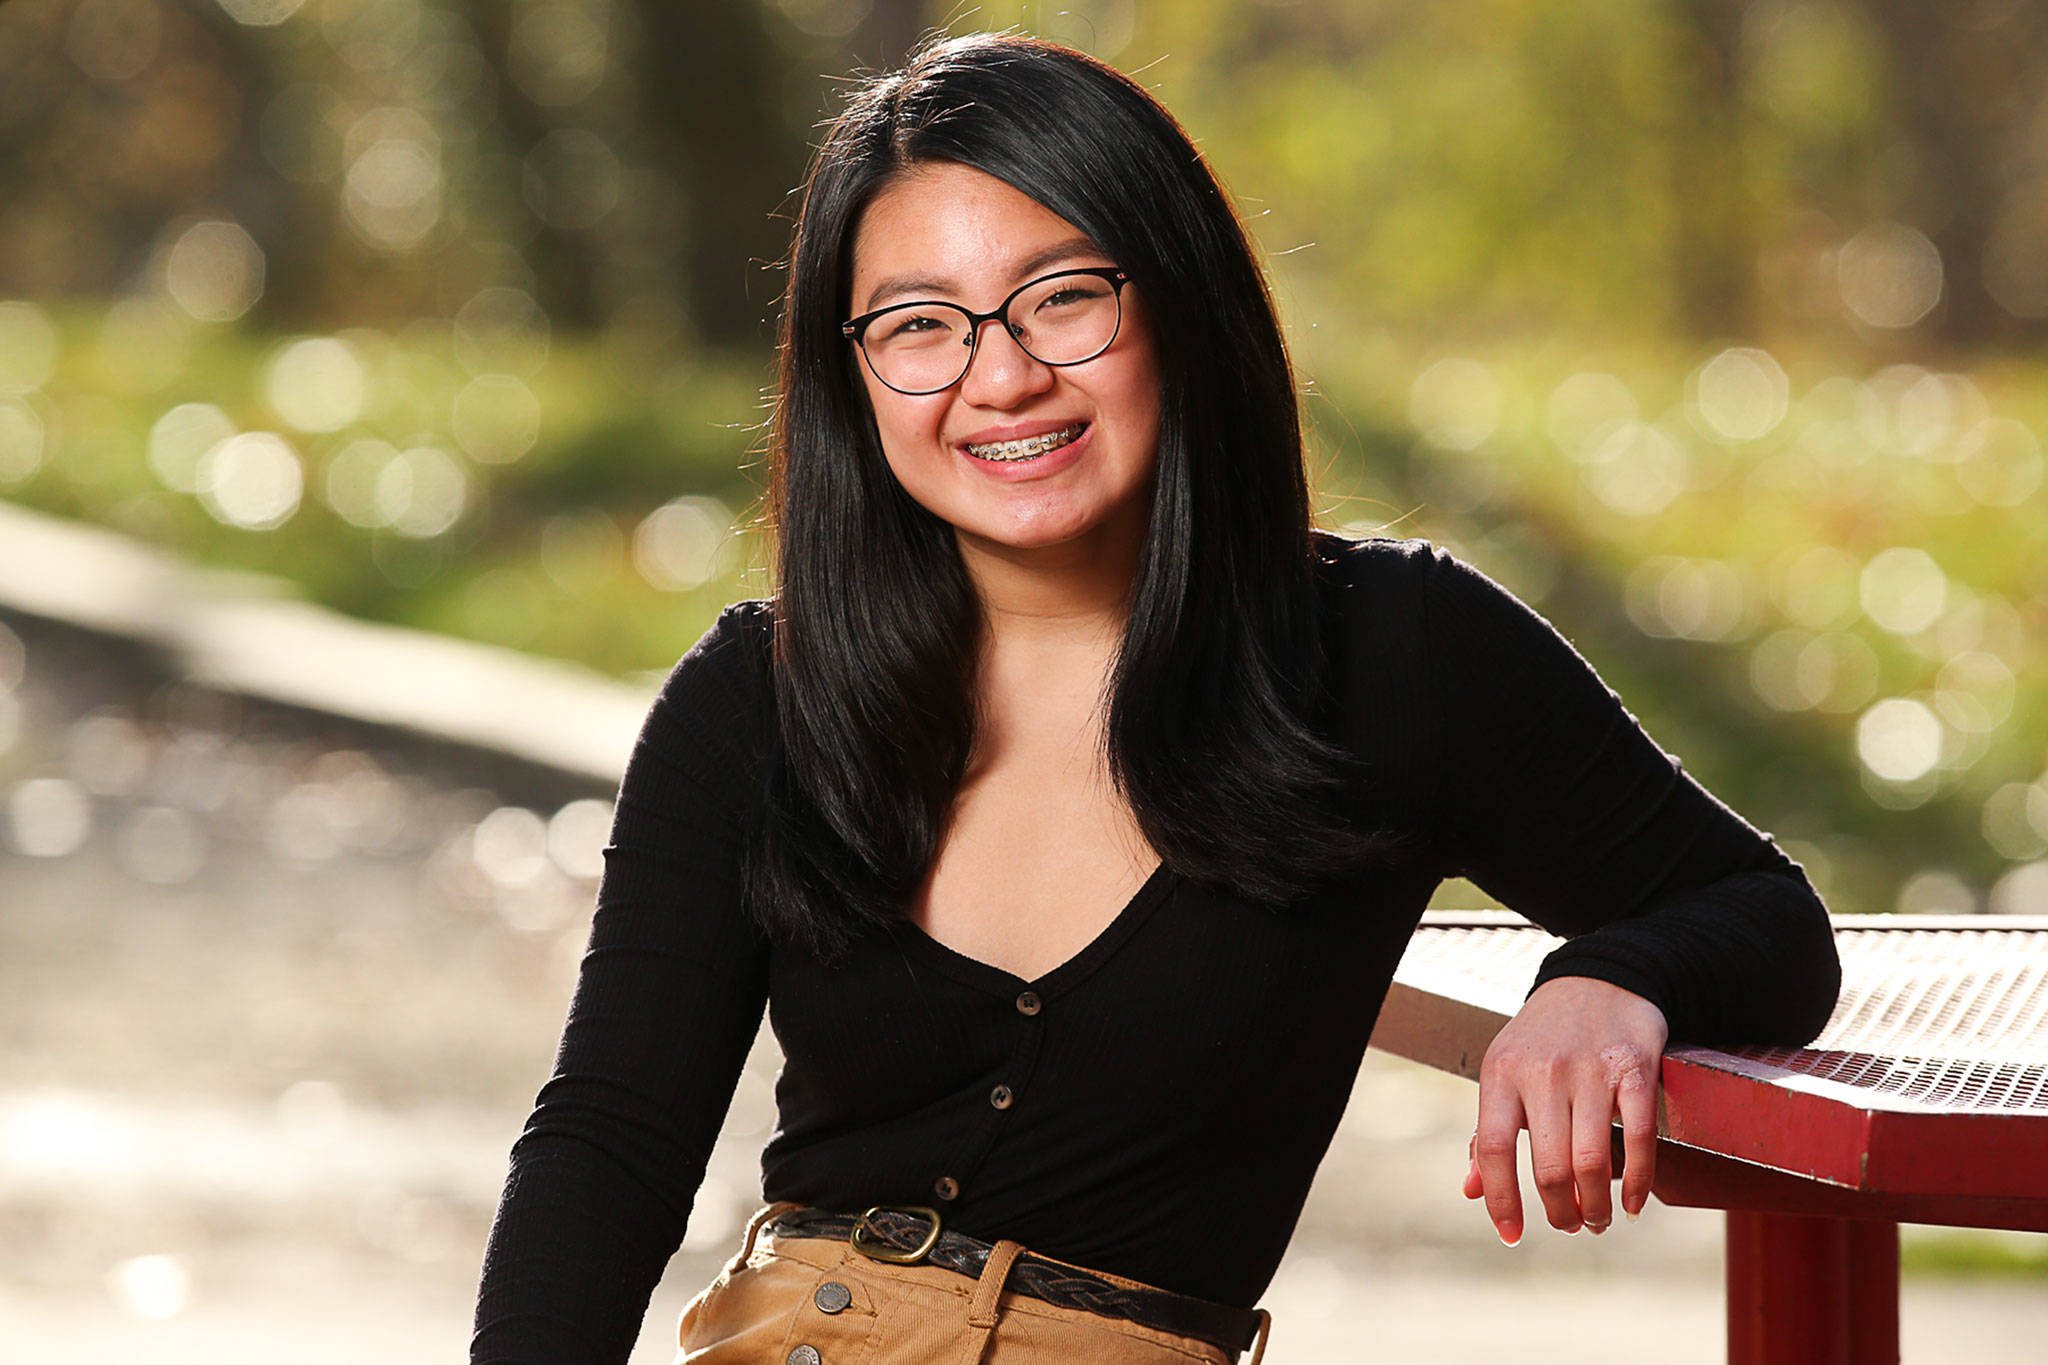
[1527,863,1840,1047]
[471,1133,686,1364]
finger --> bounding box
[1524,1085,1583,1234]
[1572,1079,1616,1233]
[1473,1085,1527,1246]
[1614,1048,1661,1220]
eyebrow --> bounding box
[859,235,1106,313]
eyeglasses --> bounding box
[841,267,1131,396]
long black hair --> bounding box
[749,31,1415,960]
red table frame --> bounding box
[1369,911,2048,1365]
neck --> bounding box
[956,517,1146,649]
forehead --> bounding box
[849,163,1105,307]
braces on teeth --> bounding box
[965,423,1086,461]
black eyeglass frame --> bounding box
[840,267,1132,396]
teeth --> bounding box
[965,422,1085,461]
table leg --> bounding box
[1726,1211,1899,1365]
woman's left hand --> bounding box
[1460,976,1668,1244]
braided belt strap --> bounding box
[765,1206,1263,1355]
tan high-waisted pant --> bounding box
[675,1202,1274,1365]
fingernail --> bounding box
[1585,1220,1610,1236]
[1564,1223,1582,1236]
[1626,1208,1640,1224]
[1496,1224,1521,1248]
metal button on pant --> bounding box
[813,1281,852,1314]
[786,1348,820,1365]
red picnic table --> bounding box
[1370,910,2048,1365]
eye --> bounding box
[882,312,944,338]
[1032,282,1109,313]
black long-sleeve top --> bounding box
[470,532,1842,1362]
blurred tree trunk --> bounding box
[1666,0,1759,341]
[464,2,604,329]
[627,1,929,349]
[1851,0,2048,348]
[629,0,815,349]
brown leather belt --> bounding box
[765,1204,1265,1358]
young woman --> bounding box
[471,32,1841,1365]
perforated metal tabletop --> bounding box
[1371,912,2048,1365]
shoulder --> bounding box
[1312,528,1538,623]
[674,596,775,670]
[654,596,778,735]
[1310,527,1460,615]
[1311,527,1441,580]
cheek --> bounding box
[865,393,949,483]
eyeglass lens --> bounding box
[862,273,1121,394]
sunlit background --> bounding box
[3,0,2047,1360]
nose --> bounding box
[957,316,1055,407]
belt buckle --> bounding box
[849,1204,942,1264]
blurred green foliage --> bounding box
[2,0,2047,924]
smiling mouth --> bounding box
[963,421,1088,462]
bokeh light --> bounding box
[265,336,368,432]
[1837,221,1943,329]
[1544,371,1637,459]
[65,0,165,85]
[1690,347,1788,443]
[450,373,541,463]
[97,296,193,392]
[453,287,550,377]
[9,776,94,857]
[546,797,612,880]
[198,431,303,530]
[1896,869,1976,915]
[1951,417,2044,506]
[0,300,59,393]
[1580,420,1689,516]
[1771,543,1861,630]
[632,496,734,592]
[343,107,444,253]
[0,396,47,484]
[1981,781,2048,861]
[324,438,400,527]
[108,1252,190,1321]
[509,2,609,107]
[1624,556,1749,642]
[116,804,207,885]
[216,0,308,29]
[1856,697,1943,784]
[375,445,468,538]
[70,713,152,796]
[1859,546,1947,635]
[471,806,549,888]
[1989,860,2048,915]
[161,220,266,323]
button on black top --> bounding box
[1015,990,1041,1015]
[933,1175,960,1200]
[989,1083,1014,1110]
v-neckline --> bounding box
[889,860,1177,999]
